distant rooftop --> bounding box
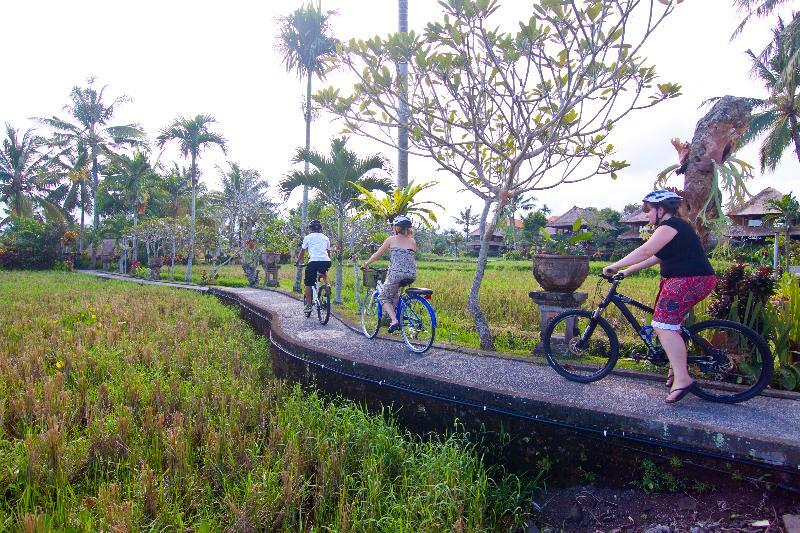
[546,206,614,230]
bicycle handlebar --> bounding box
[360,266,388,273]
[600,272,626,283]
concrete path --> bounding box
[81,271,800,477]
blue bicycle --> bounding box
[360,267,436,353]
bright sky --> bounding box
[1,0,796,227]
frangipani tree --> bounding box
[316,0,682,349]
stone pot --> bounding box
[261,252,281,266]
[532,254,589,293]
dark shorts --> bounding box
[304,260,331,287]
[652,275,717,330]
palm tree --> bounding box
[280,138,392,303]
[218,162,271,246]
[0,124,63,226]
[733,1,799,88]
[105,151,160,264]
[737,16,800,171]
[452,206,480,245]
[354,180,443,230]
[765,192,800,271]
[162,163,192,221]
[277,2,338,291]
[501,194,536,249]
[39,78,144,230]
[56,143,91,252]
[157,114,227,282]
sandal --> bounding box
[387,323,401,333]
[665,381,696,404]
[665,367,674,388]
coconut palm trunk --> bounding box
[79,207,85,254]
[293,74,314,293]
[467,198,495,351]
[92,157,99,229]
[335,212,344,304]
[186,153,197,282]
[790,114,800,164]
[398,0,409,189]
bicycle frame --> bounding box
[589,278,687,361]
[369,278,437,329]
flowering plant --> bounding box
[61,230,78,246]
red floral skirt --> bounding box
[652,275,717,330]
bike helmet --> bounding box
[642,190,682,207]
[308,219,323,232]
[392,215,412,228]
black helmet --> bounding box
[309,219,322,232]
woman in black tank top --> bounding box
[603,191,717,404]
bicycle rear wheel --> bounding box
[401,296,435,353]
[685,319,773,403]
[360,291,380,338]
[316,285,331,325]
[542,309,619,383]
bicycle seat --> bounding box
[405,287,433,296]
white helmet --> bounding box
[391,215,412,227]
[642,190,682,205]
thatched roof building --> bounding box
[723,187,798,240]
[618,209,649,241]
[546,206,614,231]
[726,187,782,225]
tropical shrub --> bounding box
[766,275,800,390]
[708,263,775,321]
[0,217,66,269]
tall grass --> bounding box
[0,271,536,531]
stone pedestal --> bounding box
[264,265,280,287]
[529,290,587,354]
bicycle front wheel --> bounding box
[317,285,331,325]
[360,291,380,338]
[685,319,773,403]
[401,296,435,353]
[542,310,619,383]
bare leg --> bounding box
[304,286,312,306]
[382,301,398,326]
[655,327,693,401]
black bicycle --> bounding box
[542,273,773,403]
[299,263,331,325]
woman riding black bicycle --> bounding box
[603,190,717,404]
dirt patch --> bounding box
[531,484,799,532]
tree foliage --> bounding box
[316,0,681,349]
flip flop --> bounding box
[665,381,696,404]
[665,368,674,388]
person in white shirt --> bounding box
[294,219,332,314]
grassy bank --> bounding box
[0,271,536,531]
